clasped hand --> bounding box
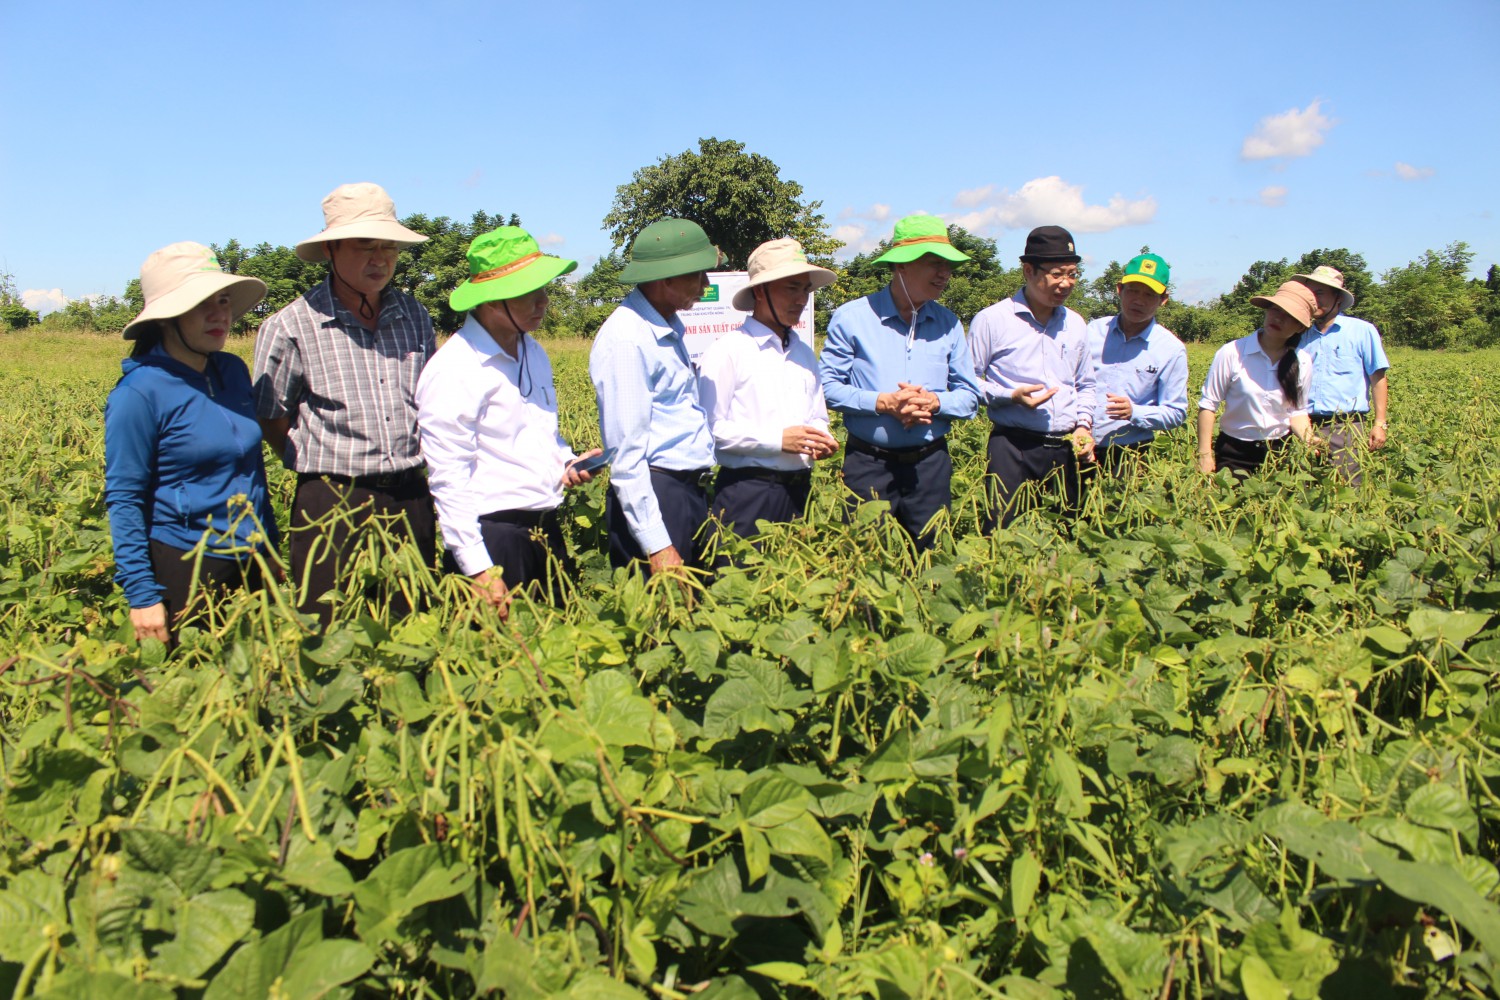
[878,383,940,428]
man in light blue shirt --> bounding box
[969,225,1095,530]
[1085,253,1189,475]
[1293,265,1390,484]
[820,214,981,551]
[590,219,721,573]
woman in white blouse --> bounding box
[416,227,601,618]
[1196,281,1319,478]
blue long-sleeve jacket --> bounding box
[103,346,279,608]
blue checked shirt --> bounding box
[1085,316,1189,448]
[819,286,980,448]
[970,290,1095,433]
[589,289,715,555]
[1301,314,1390,416]
[252,279,435,476]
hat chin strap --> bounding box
[167,320,213,364]
[764,294,793,348]
[500,299,535,398]
[328,253,378,322]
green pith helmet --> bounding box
[872,214,971,265]
[618,219,724,283]
[448,227,578,312]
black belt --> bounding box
[1216,433,1289,454]
[302,467,424,490]
[1309,413,1364,426]
[649,466,713,487]
[479,507,557,528]
[717,466,812,486]
[990,424,1075,449]
[845,435,948,465]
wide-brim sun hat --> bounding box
[121,242,267,340]
[294,182,429,262]
[1292,265,1356,314]
[1251,281,1319,329]
[872,214,970,266]
[449,227,578,312]
[617,218,724,283]
[1120,253,1170,295]
[730,238,837,310]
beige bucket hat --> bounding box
[730,238,837,310]
[294,182,429,262]
[1292,265,1356,314]
[1250,281,1319,329]
[121,242,267,340]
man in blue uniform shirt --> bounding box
[590,219,722,574]
[820,214,981,551]
[969,225,1096,530]
[1085,253,1188,475]
[1292,265,1390,484]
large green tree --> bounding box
[603,138,839,268]
[1363,242,1492,349]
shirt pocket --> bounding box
[908,338,951,389]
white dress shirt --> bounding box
[416,315,576,576]
[698,317,829,471]
[1197,331,1313,441]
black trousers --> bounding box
[607,468,710,572]
[1214,433,1290,478]
[841,438,951,552]
[476,507,573,603]
[710,466,812,538]
[290,472,438,627]
[984,426,1080,532]
[149,539,264,627]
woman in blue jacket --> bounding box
[104,242,278,642]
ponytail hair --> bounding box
[1276,329,1304,406]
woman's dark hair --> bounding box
[1277,329,1305,406]
[129,321,169,358]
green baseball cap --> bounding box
[1120,253,1170,295]
[617,218,724,284]
[448,227,578,312]
[872,214,971,265]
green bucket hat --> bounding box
[449,227,578,313]
[871,214,971,265]
[617,218,724,284]
[1120,253,1170,295]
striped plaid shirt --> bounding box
[252,279,436,477]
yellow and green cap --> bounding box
[449,227,577,312]
[1120,253,1170,295]
[872,214,970,265]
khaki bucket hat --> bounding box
[121,242,267,340]
[1250,281,1319,329]
[1293,265,1356,314]
[730,238,836,310]
[294,182,429,262]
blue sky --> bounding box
[3,0,1496,313]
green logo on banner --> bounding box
[700,285,720,302]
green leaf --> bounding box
[763,812,833,864]
[33,971,174,1000]
[379,670,431,724]
[1404,783,1479,846]
[672,628,721,677]
[0,870,67,962]
[1239,954,1288,1000]
[580,670,674,750]
[205,910,373,1000]
[121,828,219,898]
[882,631,946,680]
[1142,736,1199,788]
[3,746,104,841]
[1240,909,1338,1000]
[476,930,540,996]
[1359,625,1411,655]
[151,889,255,980]
[1363,848,1500,956]
[1011,850,1041,921]
[352,843,476,944]
[1407,608,1490,647]
[701,678,786,741]
[739,772,814,828]
[280,838,357,896]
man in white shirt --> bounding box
[416,227,600,618]
[698,239,839,555]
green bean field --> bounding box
[2,330,1499,999]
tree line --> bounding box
[5,137,1499,349]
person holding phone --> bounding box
[416,227,601,618]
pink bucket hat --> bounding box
[1250,281,1319,329]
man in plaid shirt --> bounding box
[253,183,437,626]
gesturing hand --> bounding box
[782,425,840,459]
[1012,384,1059,410]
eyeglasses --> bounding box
[1040,267,1080,281]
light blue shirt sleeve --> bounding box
[592,314,672,555]
[1130,341,1189,434]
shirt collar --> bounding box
[314,277,409,330]
[457,313,511,361]
[1111,316,1156,341]
[741,315,792,349]
[1245,332,1269,358]
[624,287,686,341]
[872,285,936,327]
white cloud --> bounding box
[21,288,68,315]
[839,202,890,222]
[1394,161,1435,181]
[948,176,1157,235]
[538,232,566,248]
[1259,185,1288,207]
[1240,100,1334,160]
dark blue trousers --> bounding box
[476,507,572,603]
[984,426,1080,532]
[607,468,710,571]
[710,466,812,538]
[840,438,951,552]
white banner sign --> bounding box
[679,271,815,362]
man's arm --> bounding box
[932,322,980,419]
[1369,370,1389,448]
[251,315,302,466]
[260,418,290,458]
[591,332,672,555]
[1132,346,1190,432]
